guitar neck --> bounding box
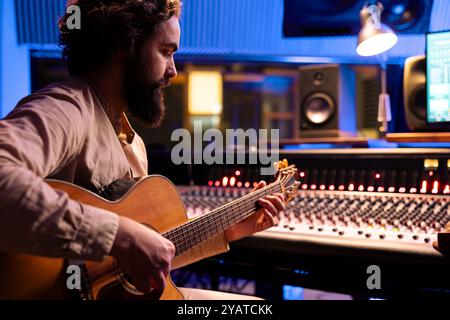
[163,182,282,257]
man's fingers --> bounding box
[264,195,286,212]
[252,180,266,192]
[274,193,286,203]
[134,269,167,294]
[260,209,275,227]
[149,270,167,293]
[258,198,278,216]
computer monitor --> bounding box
[426,30,450,124]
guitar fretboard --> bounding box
[163,182,282,256]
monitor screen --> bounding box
[427,30,450,123]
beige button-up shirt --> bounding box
[0,77,228,267]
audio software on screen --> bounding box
[427,30,450,123]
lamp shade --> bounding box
[356,3,398,57]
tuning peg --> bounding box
[273,162,280,172]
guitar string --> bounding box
[163,183,279,245]
[85,183,282,278]
[164,183,283,254]
[84,185,295,295]
[165,172,294,250]
[86,207,262,295]
[85,172,294,280]
[85,174,292,280]
[164,174,292,243]
[164,182,280,239]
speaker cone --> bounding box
[384,0,425,32]
[303,93,335,125]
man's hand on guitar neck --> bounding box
[110,216,175,294]
[108,181,285,293]
[225,181,286,243]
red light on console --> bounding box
[230,177,236,187]
[302,184,308,190]
[338,185,345,191]
[310,184,317,190]
[432,181,439,194]
[329,185,335,191]
[375,173,381,179]
[367,186,374,192]
[348,183,355,191]
[320,185,326,190]
[388,187,395,193]
[208,181,213,187]
[244,182,250,188]
[410,187,417,193]
[235,170,241,176]
[222,177,229,187]
[420,181,427,193]
[300,172,306,178]
[444,185,450,194]
[377,186,385,192]
[253,182,258,188]
[237,181,243,188]
[358,185,364,191]
[215,181,221,187]
[429,171,434,177]
[399,187,406,193]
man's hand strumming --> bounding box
[110,217,175,293]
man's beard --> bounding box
[123,58,168,127]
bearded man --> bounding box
[0,0,285,299]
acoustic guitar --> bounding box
[0,161,299,300]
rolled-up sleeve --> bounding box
[0,92,119,261]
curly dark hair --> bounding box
[59,0,182,76]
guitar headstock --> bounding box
[274,159,300,202]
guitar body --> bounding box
[0,175,186,300]
[0,161,298,300]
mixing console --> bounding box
[169,149,450,256]
[179,186,449,249]
[274,191,449,243]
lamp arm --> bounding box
[377,53,391,134]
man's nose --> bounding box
[166,57,177,79]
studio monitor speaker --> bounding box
[298,64,356,138]
[403,55,427,131]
